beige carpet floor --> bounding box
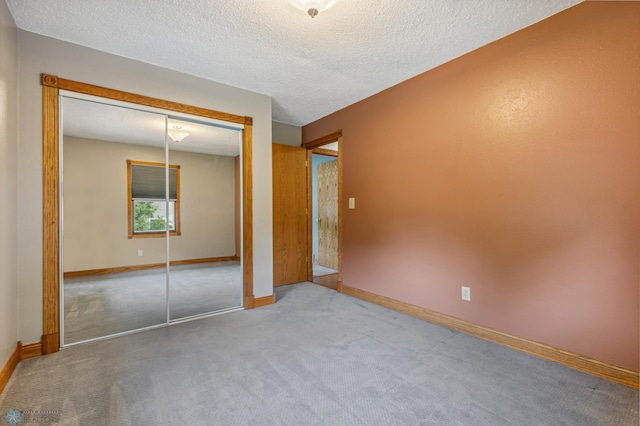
[1,282,637,425]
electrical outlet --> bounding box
[138,250,143,257]
[461,286,471,301]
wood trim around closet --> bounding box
[41,74,247,125]
[242,118,254,309]
[41,73,255,354]
[42,83,60,355]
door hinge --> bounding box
[305,160,308,167]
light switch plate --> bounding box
[348,198,355,209]
[461,286,471,301]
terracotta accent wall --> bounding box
[303,2,640,370]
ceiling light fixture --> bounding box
[167,125,190,143]
[287,0,336,18]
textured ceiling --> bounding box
[8,0,581,126]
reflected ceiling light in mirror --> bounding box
[287,0,337,18]
[168,125,190,143]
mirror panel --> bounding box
[167,118,243,321]
[61,97,168,345]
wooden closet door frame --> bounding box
[41,73,254,354]
[302,131,343,290]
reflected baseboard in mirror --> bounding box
[64,256,239,278]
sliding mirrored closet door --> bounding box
[167,119,243,321]
[61,96,169,345]
[61,94,245,346]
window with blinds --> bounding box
[127,160,181,238]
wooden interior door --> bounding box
[272,143,308,286]
[317,159,339,269]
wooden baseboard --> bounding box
[41,333,59,355]
[336,280,344,293]
[0,340,46,395]
[341,284,639,390]
[244,295,255,309]
[64,256,239,278]
[0,342,21,395]
[21,342,43,360]
[254,293,276,308]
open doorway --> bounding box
[272,130,342,290]
[303,132,343,291]
[311,149,338,283]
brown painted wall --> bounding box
[303,2,640,370]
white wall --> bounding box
[18,31,273,344]
[272,121,301,147]
[63,137,237,271]
[0,0,19,367]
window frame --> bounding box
[127,159,181,239]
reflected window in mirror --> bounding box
[127,160,181,238]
